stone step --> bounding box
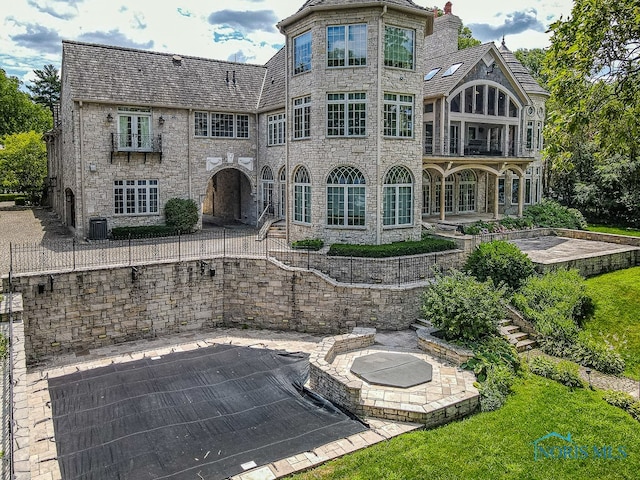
[411,319,431,330]
[507,331,529,343]
[500,325,519,335]
[515,338,537,352]
[498,319,512,326]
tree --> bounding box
[514,48,549,89]
[27,64,61,114]
[458,25,481,50]
[543,0,640,225]
[0,69,52,136]
[0,131,47,201]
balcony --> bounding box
[111,133,162,163]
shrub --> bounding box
[602,390,636,410]
[14,196,27,206]
[528,356,585,389]
[478,364,516,412]
[111,225,178,239]
[570,333,625,375]
[164,198,198,233]
[422,270,506,343]
[291,239,324,251]
[512,269,594,327]
[523,199,587,229]
[464,240,535,291]
[328,236,455,258]
[463,217,534,235]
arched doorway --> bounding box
[204,168,255,226]
[65,188,76,228]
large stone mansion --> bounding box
[46,0,548,244]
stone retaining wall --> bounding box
[555,229,640,246]
[3,259,425,365]
[536,249,639,278]
[416,327,474,366]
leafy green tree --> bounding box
[458,25,480,50]
[27,64,61,114]
[0,69,52,136]
[543,0,640,225]
[0,131,47,201]
[514,48,549,89]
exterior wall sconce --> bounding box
[158,115,165,125]
[107,113,114,123]
[486,63,496,75]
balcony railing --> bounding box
[424,139,535,159]
[111,133,162,162]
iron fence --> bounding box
[7,231,466,285]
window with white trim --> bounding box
[114,180,158,215]
[293,96,311,139]
[327,92,366,137]
[327,166,366,226]
[434,176,454,214]
[384,26,414,69]
[194,112,249,138]
[327,24,367,67]
[384,93,413,137]
[512,177,520,204]
[261,166,274,213]
[268,113,286,145]
[526,121,534,149]
[498,177,505,204]
[294,166,311,224]
[383,166,413,226]
[294,31,312,74]
[422,171,431,215]
[458,170,476,213]
[117,107,152,151]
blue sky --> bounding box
[1,0,573,86]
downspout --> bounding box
[78,101,87,238]
[285,37,291,244]
[188,109,192,199]
[255,111,260,226]
[376,5,387,245]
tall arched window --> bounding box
[458,170,476,213]
[383,166,413,226]
[261,166,274,213]
[278,167,287,218]
[326,166,366,226]
[422,171,431,215]
[293,166,311,224]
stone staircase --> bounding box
[411,318,536,353]
[268,221,286,239]
[499,318,536,352]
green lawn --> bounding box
[291,376,640,480]
[585,266,640,380]
[587,225,640,237]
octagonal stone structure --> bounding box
[350,352,433,388]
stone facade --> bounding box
[47,0,548,245]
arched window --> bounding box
[327,166,366,226]
[278,167,286,218]
[458,170,476,212]
[422,171,431,215]
[293,166,311,224]
[261,166,274,213]
[383,166,413,226]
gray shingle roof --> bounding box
[296,0,428,11]
[259,47,286,111]
[498,41,549,96]
[62,41,268,112]
[423,43,493,98]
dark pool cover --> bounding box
[48,344,366,480]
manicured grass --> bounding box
[585,266,640,380]
[291,376,640,480]
[587,225,640,237]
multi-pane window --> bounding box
[327,24,367,67]
[327,166,366,226]
[293,96,311,139]
[424,122,433,154]
[449,125,459,154]
[526,121,534,149]
[268,113,286,145]
[536,121,543,150]
[458,170,476,213]
[384,93,413,137]
[327,93,366,137]
[434,177,454,214]
[383,166,413,226]
[117,107,152,150]
[279,167,287,218]
[384,26,414,69]
[294,31,312,74]
[261,167,274,213]
[294,166,311,224]
[498,177,505,204]
[512,177,520,204]
[114,180,158,215]
[422,171,431,215]
[194,112,249,138]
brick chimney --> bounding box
[425,3,462,56]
